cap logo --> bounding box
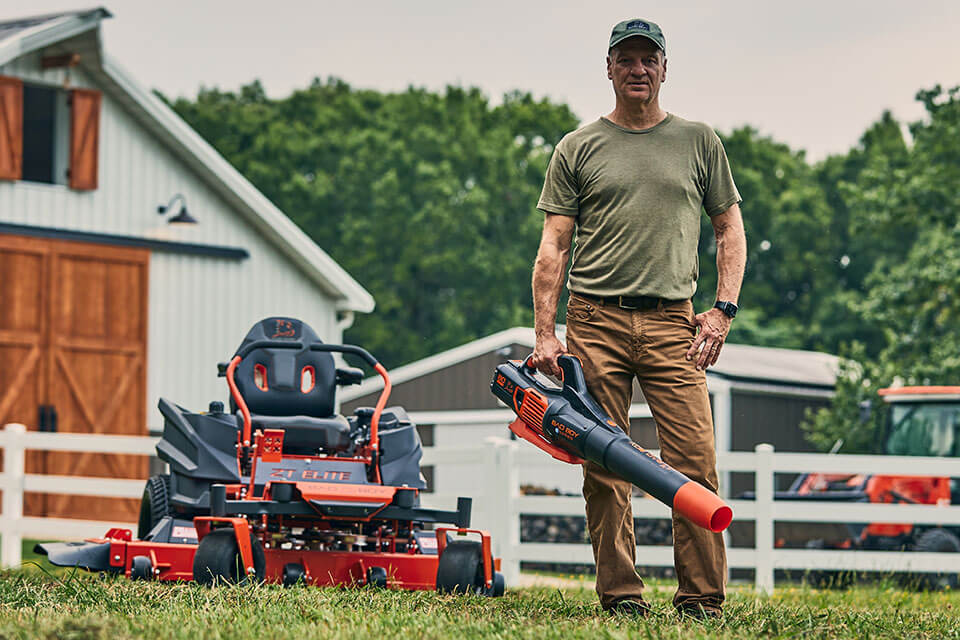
[625,20,650,31]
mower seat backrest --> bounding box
[232,317,337,418]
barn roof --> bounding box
[0,8,374,312]
[340,326,840,402]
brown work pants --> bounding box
[565,293,726,612]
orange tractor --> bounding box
[779,386,960,589]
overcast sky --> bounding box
[10,1,960,160]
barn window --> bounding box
[22,84,70,185]
[0,76,100,190]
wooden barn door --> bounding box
[0,234,149,521]
[0,235,50,515]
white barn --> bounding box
[0,8,373,521]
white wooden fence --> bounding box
[2,422,960,592]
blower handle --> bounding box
[520,354,589,396]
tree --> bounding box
[168,80,578,367]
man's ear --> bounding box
[606,55,613,80]
[661,55,668,83]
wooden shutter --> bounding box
[69,88,101,190]
[0,76,23,181]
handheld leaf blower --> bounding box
[491,355,733,532]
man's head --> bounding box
[606,19,667,106]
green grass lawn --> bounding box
[2,544,957,639]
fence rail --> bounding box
[2,423,960,592]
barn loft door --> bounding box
[0,234,149,521]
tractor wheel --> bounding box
[192,528,265,586]
[130,555,153,581]
[436,540,502,596]
[903,528,960,591]
[137,474,171,539]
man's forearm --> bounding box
[532,242,570,338]
[713,208,746,303]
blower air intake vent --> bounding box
[519,390,548,433]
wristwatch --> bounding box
[714,300,738,318]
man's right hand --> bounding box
[530,333,567,378]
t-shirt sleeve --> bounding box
[537,140,580,216]
[701,130,742,217]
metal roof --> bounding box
[0,7,374,312]
[340,326,840,401]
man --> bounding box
[529,19,747,618]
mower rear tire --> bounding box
[137,474,171,540]
[130,555,153,581]
[903,528,960,591]
[192,528,265,586]
[436,540,487,595]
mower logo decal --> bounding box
[272,319,296,338]
[270,468,351,482]
[171,525,197,538]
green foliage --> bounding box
[801,344,892,454]
[167,79,577,367]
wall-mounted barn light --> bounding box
[157,193,198,225]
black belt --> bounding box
[574,292,686,311]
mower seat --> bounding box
[251,414,351,452]
[231,317,352,454]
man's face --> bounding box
[606,37,666,105]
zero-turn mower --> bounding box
[37,317,504,595]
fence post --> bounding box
[1,423,26,569]
[754,443,775,593]
[486,437,520,586]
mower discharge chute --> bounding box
[37,317,504,595]
[491,355,732,532]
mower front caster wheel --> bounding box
[367,566,388,588]
[193,528,265,585]
[282,563,306,586]
[436,540,503,596]
[130,555,153,581]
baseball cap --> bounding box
[609,19,666,53]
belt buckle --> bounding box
[617,295,639,310]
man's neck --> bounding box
[606,100,667,131]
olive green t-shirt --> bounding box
[537,114,741,300]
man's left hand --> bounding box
[686,308,732,370]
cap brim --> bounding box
[609,33,663,51]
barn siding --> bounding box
[0,54,342,427]
[730,390,829,453]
